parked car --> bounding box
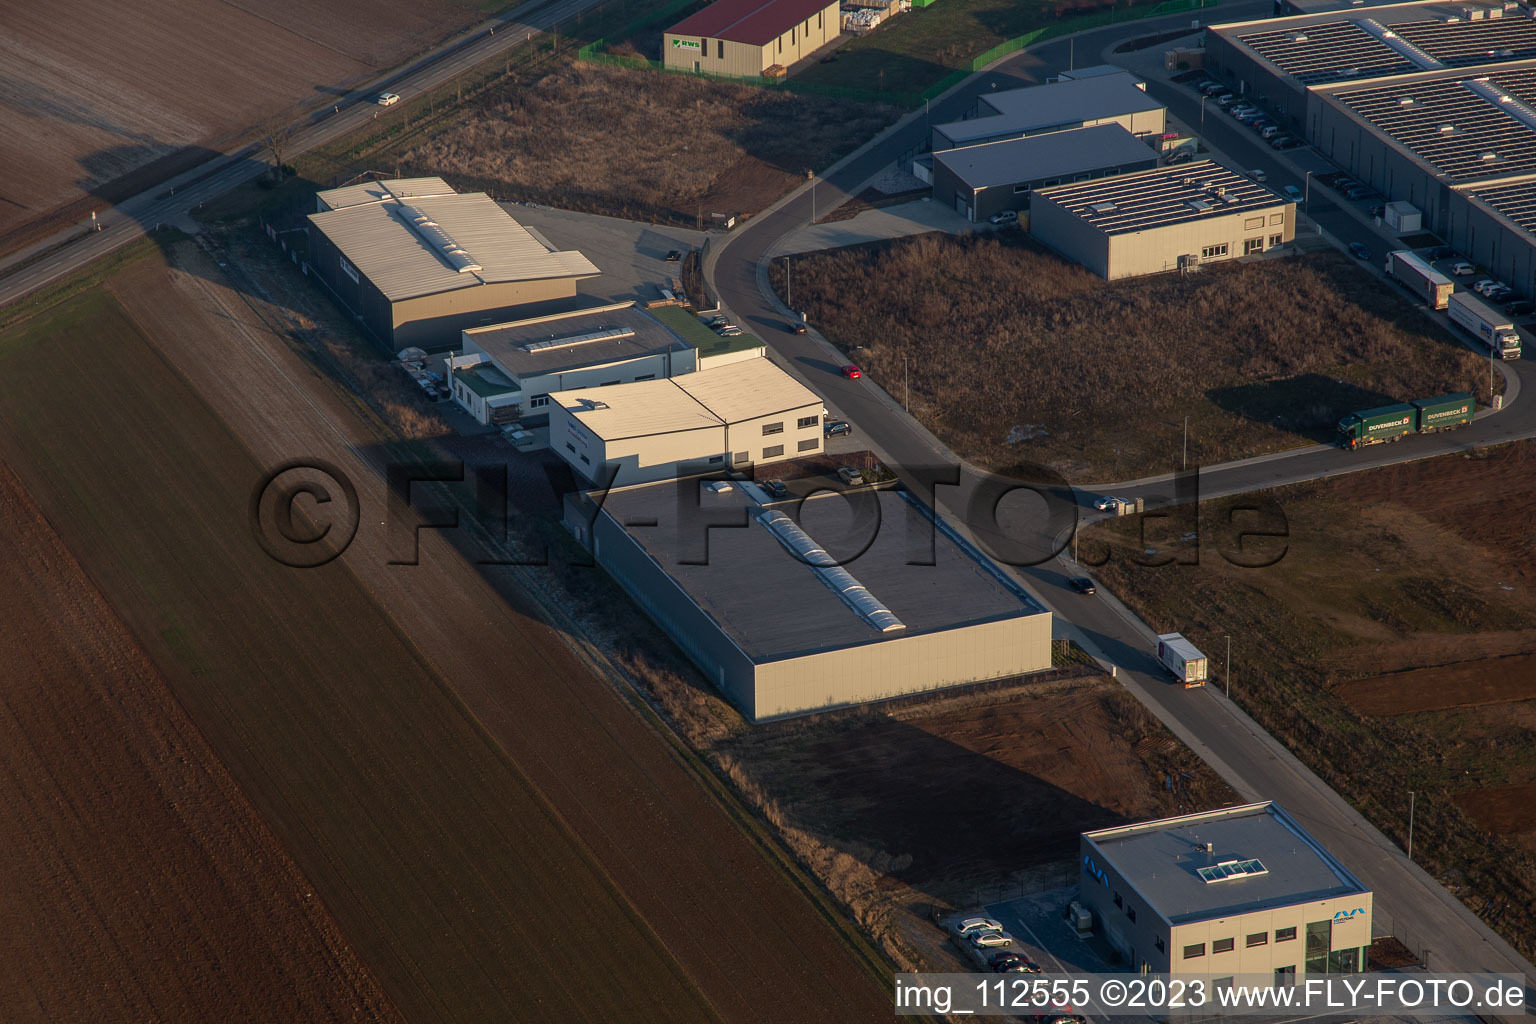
[969,930,1014,949]
[705,315,730,327]
[1426,245,1454,261]
[786,321,807,334]
[702,480,732,494]
[836,467,865,486]
[665,249,684,262]
[718,327,744,337]
[1473,279,1498,295]
[760,479,789,499]
[1504,299,1535,315]
[1282,185,1304,202]
[1093,496,1126,511]
[986,950,1026,966]
[1451,260,1476,275]
[375,92,400,106]
[1069,577,1097,595]
[840,364,862,379]
[1249,168,1268,182]
[1230,105,1257,117]
[1215,92,1236,106]
[1164,149,1194,164]
[1272,136,1303,150]
[824,419,853,437]
[1486,285,1513,302]
[1348,241,1372,260]
[989,209,1019,226]
[1345,185,1378,200]
[951,917,1004,937]
[1200,81,1226,95]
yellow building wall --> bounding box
[662,0,839,77]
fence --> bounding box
[577,0,1220,109]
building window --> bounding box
[1183,943,1206,959]
[733,451,748,464]
[778,37,782,53]
[634,374,655,381]
[1014,183,1031,194]
[762,445,784,458]
[1215,978,1234,993]
[1043,178,1061,187]
[1269,234,1283,247]
[529,394,549,408]
[1247,932,1268,947]
[708,455,724,464]
[818,11,823,27]
[1155,938,1165,953]
[580,454,590,464]
[797,415,819,428]
[1126,907,1136,923]
[762,422,784,435]
[565,443,576,453]
[599,379,620,386]
[1276,927,1297,942]
[1113,893,1123,908]
[791,26,795,43]
[1245,237,1264,255]
[1269,212,1284,225]
[1245,216,1265,229]
[797,438,819,452]
[1202,243,1229,259]
[1213,938,1235,954]
[718,39,723,58]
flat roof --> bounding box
[466,303,689,380]
[1220,3,1536,87]
[1463,175,1536,234]
[648,305,766,357]
[669,0,835,46]
[552,357,821,440]
[1329,64,1536,181]
[1032,160,1290,235]
[1084,802,1369,925]
[308,184,600,302]
[935,74,1161,145]
[934,124,1156,189]
[596,484,1047,660]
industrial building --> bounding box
[563,481,1054,720]
[307,177,599,351]
[663,0,840,77]
[1030,160,1296,279]
[931,124,1160,222]
[1079,802,1373,976]
[930,72,1166,152]
[547,356,826,485]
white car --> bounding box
[989,210,1019,226]
[1093,496,1125,512]
[970,930,1015,948]
[702,480,732,494]
[375,92,401,106]
[1249,168,1268,182]
[952,917,1005,936]
[1451,261,1476,275]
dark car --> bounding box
[665,249,684,262]
[1348,241,1372,260]
[824,419,853,437]
[1069,577,1097,595]
[1426,245,1454,261]
[760,479,789,499]
[786,321,807,334]
[1505,299,1535,316]
[1272,136,1304,150]
[987,951,1026,968]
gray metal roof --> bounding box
[315,176,457,211]
[466,303,689,380]
[1032,160,1290,235]
[595,485,1047,660]
[1084,802,1369,925]
[934,124,1156,190]
[308,185,599,302]
[1330,64,1536,181]
[935,73,1161,146]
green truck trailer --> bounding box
[1337,392,1473,448]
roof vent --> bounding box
[1187,198,1214,212]
[1482,151,1501,161]
[1088,201,1118,213]
[1398,95,1416,106]
[1287,29,1310,41]
[1337,66,1361,76]
[1440,122,1457,133]
[1221,193,1240,205]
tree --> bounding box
[259,116,298,183]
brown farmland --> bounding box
[1338,654,1536,716]
[0,457,403,1024]
[0,0,480,248]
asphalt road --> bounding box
[0,0,597,309]
[706,7,1536,986]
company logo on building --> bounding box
[1333,907,1365,921]
[671,38,701,49]
[1083,855,1110,888]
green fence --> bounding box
[579,0,1219,108]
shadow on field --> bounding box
[1206,372,1399,440]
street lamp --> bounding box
[1407,790,1416,860]
[1224,634,1231,699]
[783,256,791,308]
[1201,93,1208,126]
[1303,169,1314,211]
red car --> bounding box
[840,364,862,379]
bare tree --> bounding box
[259,116,298,182]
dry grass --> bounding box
[398,61,900,224]
[779,233,1497,480]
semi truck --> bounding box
[1337,391,1474,449]
[1385,250,1453,310]
[1156,633,1208,687]
[1447,291,1522,359]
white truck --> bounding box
[1386,250,1453,310]
[1156,633,1208,687]
[1447,291,1522,359]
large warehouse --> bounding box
[564,481,1054,720]
[930,72,1166,151]
[1031,161,1296,279]
[547,356,826,485]
[1080,802,1372,976]
[307,177,599,351]
[663,0,839,77]
[932,124,1159,222]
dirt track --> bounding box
[97,240,897,1020]
[0,457,403,1024]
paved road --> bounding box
[0,0,595,309]
[706,7,1536,987]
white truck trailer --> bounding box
[1156,633,1208,687]
[1385,251,1453,310]
[1447,291,1522,359]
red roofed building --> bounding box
[663,0,841,77]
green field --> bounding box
[0,289,717,1024]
